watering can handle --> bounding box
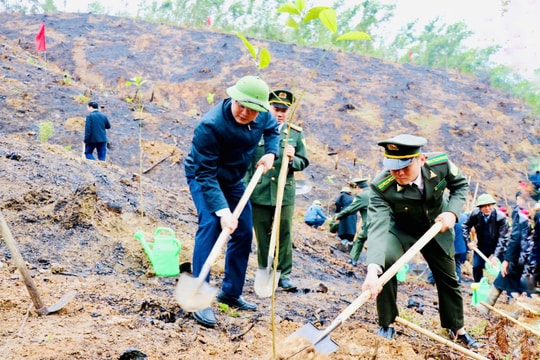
[154,227,175,238]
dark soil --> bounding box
[0,12,539,360]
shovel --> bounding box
[288,222,443,356]
[0,210,77,316]
[254,155,289,297]
[174,165,264,312]
[472,246,501,276]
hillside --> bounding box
[0,12,539,360]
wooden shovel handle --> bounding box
[480,301,540,337]
[395,317,488,360]
[197,165,265,282]
[0,210,48,315]
[317,222,443,340]
[267,153,290,261]
[472,247,491,264]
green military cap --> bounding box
[377,134,427,170]
[476,193,496,207]
[350,177,369,189]
[340,186,352,193]
[269,89,295,109]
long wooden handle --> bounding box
[472,247,491,263]
[480,301,540,337]
[267,154,289,263]
[316,222,443,341]
[395,317,488,360]
[196,166,264,282]
[0,210,48,315]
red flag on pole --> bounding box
[35,22,46,52]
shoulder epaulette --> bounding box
[288,123,303,132]
[426,153,448,167]
[376,174,395,192]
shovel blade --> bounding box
[174,273,219,312]
[254,268,281,298]
[290,323,339,355]
[45,290,77,314]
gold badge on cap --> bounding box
[278,92,288,99]
[387,144,399,151]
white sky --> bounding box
[41,0,540,81]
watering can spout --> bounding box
[134,230,154,260]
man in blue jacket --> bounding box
[184,76,279,327]
[84,101,111,161]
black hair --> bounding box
[88,101,99,109]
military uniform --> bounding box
[245,90,309,286]
[366,134,472,338]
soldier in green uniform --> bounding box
[361,134,482,348]
[334,177,370,266]
[246,89,309,291]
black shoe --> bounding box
[193,307,216,327]
[376,326,395,340]
[216,291,257,311]
[449,330,483,348]
[278,278,297,291]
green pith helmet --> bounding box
[476,193,496,207]
[313,200,322,206]
[226,76,270,112]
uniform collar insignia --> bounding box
[396,184,404,192]
[429,170,437,179]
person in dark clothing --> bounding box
[84,101,111,161]
[477,192,534,313]
[184,75,280,328]
[334,186,356,247]
[334,178,370,266]
[463,193,509,282]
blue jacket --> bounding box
[304,205,327,222]
[84,110,110,143]
[184,98,279,214]
[454,212,469,255]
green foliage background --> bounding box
[2,0,539,113]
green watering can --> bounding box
[470,277,490,306]
[134,227,181,277]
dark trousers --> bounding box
[85,142,107,161]
[376,234,464,331]
[252,203,294,279]
[187,178,253,297]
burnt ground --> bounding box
[0,11,539,360]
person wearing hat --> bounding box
[334,186,356,249]
[463,193,509,282]
[246,89,309,291]
[184,75,280,327]
[304,200,327,228]
[84,101,111,161]
[361,134,482,348]
[334,177,370,266]
[477,191,535,314]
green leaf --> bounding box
[285,16,299,29]
[277,3,301,15]
[295,0,305,13]
[236,33,257,59]
[303,6,331,23]
[336,31,372,42]
[258,48,271,70]
[319,8,337,34]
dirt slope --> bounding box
[0,12,539,360]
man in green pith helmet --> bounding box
[361,133,482,348]
[245,89,309,292]
[334,177,370,266]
